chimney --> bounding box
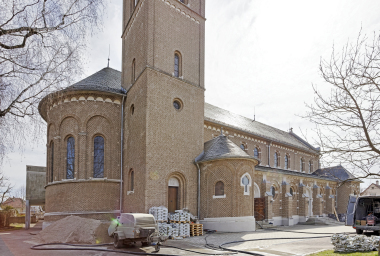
[376,180,379,185]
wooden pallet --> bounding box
[190,233,203,236]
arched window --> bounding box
[309,161,312,173]
[240,144,245,150]
[254,147,259,158]
[242,175,250,193]
[93,136,105,178]
[174,52,182,77]
[274,152,280,167]
[215,181,224,196]
[285,155,289,169]
[290,187,293,196]
[300,158,304,172]
[66,137,75,179]
[132,59,136,82]
[271,186,276,198]
[50,142,54,182]
[129,169,134,191]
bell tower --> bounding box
[121,0,206,214]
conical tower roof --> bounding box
[65,67,124,94]
[195,134,259,164]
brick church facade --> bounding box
[38,0,359,230]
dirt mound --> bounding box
[34,215,112,244]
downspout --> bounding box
[267,141,272,167]
[120,95,126,213]
[196,162,201,219]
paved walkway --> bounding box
[0,222,355,256]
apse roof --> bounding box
[312,165,358,182]
[204,103,319,153]
[195,134,258,163]
[65,67,125,94]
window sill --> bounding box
[213,194,226,199]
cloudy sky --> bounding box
[3,0,380,191]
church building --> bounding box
[38,0,359,231]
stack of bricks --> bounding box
[149,206,168,222]
[169,210,191,222]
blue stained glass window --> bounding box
[94,136,105,178]
[66,137,75,179]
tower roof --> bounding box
[64,67,125,94]
[195,134,259,164]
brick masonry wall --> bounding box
[199,159,256,219]
[40,91,123,219]
[44,180,120,222]
[337,181,360,214]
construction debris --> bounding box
[331,233,380,252]
[33,215,112,244]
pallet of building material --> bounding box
[190,223,203,236]
[149,206,169,222]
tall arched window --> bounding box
[300,158,304,172]
[174,52,181,77]
[93,136,105,178]
[215,181,224,196]
[274,152,278,167]
[240,144,245,150]
[254,147,259,158]
[132,59,136,82]
[129,169,134,191]
[290,187,293,196]
[285,155,289,169]
[271,186,276,198]
[309,161,312,173]
[66,137,75,179]
[50,142,54,182]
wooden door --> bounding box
[168,186,178,213]
[254,198,265,221]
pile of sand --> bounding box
[34,215,112,244]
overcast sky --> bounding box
[3,0,380,192]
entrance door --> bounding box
[168,186,178,213]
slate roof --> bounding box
[64,67,125,94]
[195,134,258,163]
[255,166,336,181]
[312,165,358,182]
[204,103,319,153]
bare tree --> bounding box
[306,31,380,180]
[0,170,13,205]
[0,0,106,165]
[12,185,25,201]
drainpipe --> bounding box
[196,162,201,219]
[119,95,126,213]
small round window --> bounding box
[173,99,182,110]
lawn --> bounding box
[311,250,378,256]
